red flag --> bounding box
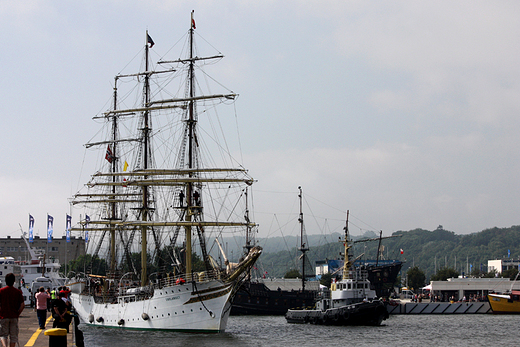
[400,249,404,254]
[105,145,114,163]
[191,10,196,29]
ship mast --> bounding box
[341,210,352,279]
[140,30,152,286]
[184,11,196,277]
[109,75,118,274]
[298,186,309,291]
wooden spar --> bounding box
[158,54,224,64]
[89,178,254,186]
[82,220,256,227]
[101,103,185,117]
[149,93,236,106]
[92,168,248,176]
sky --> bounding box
[1,1,520,241]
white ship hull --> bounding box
[71,279,233,332]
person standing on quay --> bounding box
[35,287,50,329]
[0,273,25,347]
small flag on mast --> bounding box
[29,215,34,243]
[122,160,129,187]
[147,33,154,48]
[191,10,196,29]
[400,248,404,255]
[105,145,114,163]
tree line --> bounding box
[63,224,520,290]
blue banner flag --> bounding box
[66,215,71,242]
[29,214,34,243]
[508,249,511,258]
[47,215,54,243]
[85,215,90,243]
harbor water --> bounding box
[81,314,516,346]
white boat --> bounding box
[0,257,31,306]
[68,12,261,332]
[19,231,66,289]
[21,260,64,288]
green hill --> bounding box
[250,225,520,280]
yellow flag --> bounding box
[123,161,129,172]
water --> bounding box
[82,314,516,347]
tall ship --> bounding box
[68,12,261,332]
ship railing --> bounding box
[76,268,224,298]
[153,269,222,288]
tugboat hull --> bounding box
[285,300,388,326]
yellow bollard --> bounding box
[44,328,67,347]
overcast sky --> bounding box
[1,1,519,241]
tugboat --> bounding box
[285,211,389,326]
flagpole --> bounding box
[65,213,68,279]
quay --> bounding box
[388,301,491,314]
[17,311,76,347]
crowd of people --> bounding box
[0,273,73,346]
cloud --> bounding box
[1,1,520,240]
[0,176,71,237]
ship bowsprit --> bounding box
[285,300,389,326]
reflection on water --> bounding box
[82,314,516,347]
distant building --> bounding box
[315,260,329,277]
[430,277,519,301]
[488,259,520,274]
[0,235,85,266]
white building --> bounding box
[430,277,519,301]
[488,259,520,274]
